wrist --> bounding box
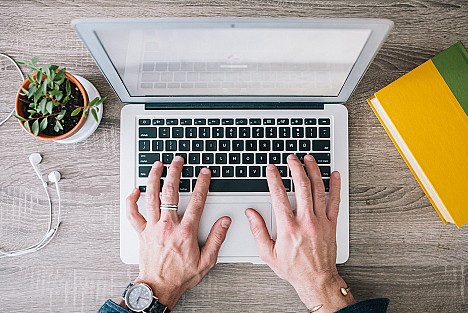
[294,273,356,313]
[133,276,183,310]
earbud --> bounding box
[29,153,45,184]
[48,171,61,183]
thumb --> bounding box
[245,208,275,263]
[200,216,231,271]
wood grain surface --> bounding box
[0,0,467,312]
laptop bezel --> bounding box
[72,18,393,106]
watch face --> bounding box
[126,284,153,312]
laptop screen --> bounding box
[95,27,371,98]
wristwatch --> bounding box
[122,282,171,313]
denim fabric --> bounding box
[98,298,389,313]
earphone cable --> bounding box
[0,53,25,127]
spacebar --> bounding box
[209,179,291,192]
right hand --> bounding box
[245,154,355,312]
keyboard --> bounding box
[137,117,332,193]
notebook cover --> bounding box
[367,42,468,227]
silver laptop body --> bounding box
[73,18,393,264]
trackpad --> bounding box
[198,203,272,257]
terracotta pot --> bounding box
[15,73,89,141]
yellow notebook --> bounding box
[367,42,468,227]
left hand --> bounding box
[126,156,232,309]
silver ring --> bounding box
[160,204,178,211]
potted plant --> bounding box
[15,57,106,142]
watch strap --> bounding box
[147,299,171,313]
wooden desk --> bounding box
[0,1,467,312]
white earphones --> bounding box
[0,153,62,258]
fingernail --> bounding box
[287,154,298,160]
[152,161,162,168]
[245,210,253,221]
[174,156,184,163]
[221,218,231,229]
[333,171,340,179]
[201,167,211,175]
[304,154,315,162]
[267,164,276,170]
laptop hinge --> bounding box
[144,102,325,110]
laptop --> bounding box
[72,18,393,264]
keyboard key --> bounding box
[172,127,184,138]
[296,153,307,163]
[249,119,261,125]
[194,119,206,125]
[179,179,190,192]
[212,127,224,138]
[236,118,248,125]
[175,153,187,163]
[266,127,277,138]
[202,153,214,164]
[277,166,288,177]
[139,127,156,138]
[229,153,241,164]
[249,166,261,177]
[189,153,200,164]
[208,119,220,125]
[269,153,281,164]
[292,127,304,138]
[167,119,178,125]
[216,153,227,164]
[259,140,270,151]
[179,140,190,151]
[286,140,297,151]
[206,140,217,151]
[232,140,244,151]
[246,140,257,151]
[139,166,152,177]
[195,166,204,176]
[159,127,170,138]
[304,118,316,125]
[310,153,331,164]
[222,118,234,125]
[299,140,311,151]
[239,127,250,138]
[222,166,235,177]
[256,153,268,164]
[319,127,330,138]
[252,127,264,138]
[138,186,146,192]
[319,166,331,177]
[208,179,291,192]
[219,140,230,151]
[165,140,177,151]
[318,118,330,125]
[180,119,192,125]
[162,153,174,164]
[313,140,331,151]
[323,179,330,192]
[152,140,163,151]
[139,153,160,164]
[243,153,255,164]
[139,140,150,151]
[226,127,237,138]
[192,140,204,151]
[182,166,194,177]
[139,119,151,125]
[272,140,283,151]
[306,127,317,138]
[263,118,275,125]
[209,166,221,177]
[236,166,248,177]
[277,118,289,125]
[185,127,197,138]
[153,119,164,125]
[199,127,210,138]
[279,127,290,138]
[291,118,302,125]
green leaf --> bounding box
[54,120,63,132]
[57,110,66,120]
[91,108,99,122]
[55,91,63,101]
[32,119,39,136]
[83,109,88,118]
[71,108,82,116]
[66,80,71,95]
[38,100,46,114]
[63,95,69,105]
[40,117,48,131]
[88,97,100,107]
[24,120,31,133]
[27,74,35,85]
[16,59,27,65]
[37,71,43,83]
[20,87,29,96]
[31,56,39,66]
[15,114,27,122]
[46,101,54,114]
[27,110,36,115]
[33,89,42,104]
[50,65,58,72]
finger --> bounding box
[266,164,294,231]
[287,154,314,219]
[326,171,341,223]
[245,208,274,263]
[145,161,164,223]
[126,188,146,234]
[199,216,231,271]
[182,167,211,231]
[160,156,184,222]
[304,154,327,217]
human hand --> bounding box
[126,156,232,309]
[246,154,355,312]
